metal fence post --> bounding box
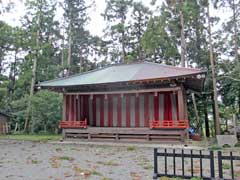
[153,148,158,180]
[210,151,215,179]
[230,151,234,180]
[218,151,223,179]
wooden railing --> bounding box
[59,120,188,129]
[59,119,87,129]
[150,120,189,129]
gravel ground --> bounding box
[0,140,240,180]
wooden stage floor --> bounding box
[62,127,188,143]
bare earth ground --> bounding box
[0,140,240,180]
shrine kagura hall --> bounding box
[39,62,206,142]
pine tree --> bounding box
[103,0,132,63]
[207,0,221,135]
[63,0,92,73]
[141,2,180,64]
[128,2,151,61]
[22,0,61,132]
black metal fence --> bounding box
[153,148,240,180]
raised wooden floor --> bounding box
[62,127,188,143]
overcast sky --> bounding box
[0,0,232,36]
[0,0,155,36]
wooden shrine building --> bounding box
[39,62,206,142]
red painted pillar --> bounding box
[164,93,172,120]
[66,95,69,121]
[108,95,113,127]
[135,95,140,127]
[75,96,79,120]
[100,95,104,127]
[117,95,122,127]
[144,93,149,127]
[126,95,131,127]
[154,93,159,120]
[92,95,96,126]
[69,95,74,121]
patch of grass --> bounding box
[73,166,83,173]
[169,177,203,180]
[235,171,240,177]
[97,160,119,166]
[91,170,102,176]
[208,144,222,151]
[222,163,231,170]
[50,161,61,168]
[190,178,203,180]
[59,156,74,161]
[55,147,62,152]
[159,176,170,180]
[143,164,154,170]
[127,146,136,151]
[223,144,231,148]
[0,134,61,141]
[70,147,80,151]
[138,160,153,170]
[235,142,240,147]
[101,178,112,180]
[31,159,41,164]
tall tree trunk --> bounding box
[121,16,126,63]
[61,31,65,67]
[207,2,221,135]
[67,23,72,67]
[24,12,40,132]
[8,49,18,101]
[238,90,240,114]
[204,98,210,137]
[233,0,239,64]
[232,0,240,116]
[211,92,216,130]
[137,15,143,61]
[192,93,201,134]
[180,0,187,67]
[79,49,83,73]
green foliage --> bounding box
[0,134,61,141]
[63,0,95,73]
[103,0,133,63]
[9,90,62,133]
[141,15,179,64]
[31,90,62,133]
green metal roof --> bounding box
[39,62,205,87]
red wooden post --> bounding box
[135,94,140,127]
[63,94,66,121]
[177,89,184,120]
[154,92,159,120]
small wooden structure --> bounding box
[39,62,206,142]
[0,112,9,135]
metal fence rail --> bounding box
[153,148,240,180]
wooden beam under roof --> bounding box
[65,87,181,95]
